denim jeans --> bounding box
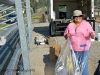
[71,49,90,75]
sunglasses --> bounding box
[73,15,83,18]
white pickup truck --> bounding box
[47,0,95,36]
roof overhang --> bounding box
[0,0,15,5]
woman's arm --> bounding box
[90,32,95,39]
[86,21,95,39]
[64,33,71,40]
[64,23,72,40]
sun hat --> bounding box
[73,10,84,17]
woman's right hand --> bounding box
[64,33,71,39]
[67,33,71,37]
[90,32,94,39]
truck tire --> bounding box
[49,22,56,36]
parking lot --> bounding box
[29,22,100,75]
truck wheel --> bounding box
[49,22,56,36]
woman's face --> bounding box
[73,15,83,23]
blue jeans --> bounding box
[71,49,90,75]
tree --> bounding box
[94,0,98,6]
[30,0,47,13]
[30,0,37,13]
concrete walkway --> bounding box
[29,23,55,75]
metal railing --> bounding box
[0,4,21,75]
[0,0,33,75]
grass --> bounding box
[32,16,41,20]
[31,7,47,21]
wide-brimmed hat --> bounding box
[73,10,84,17]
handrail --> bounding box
[0,22,17,30]
[4,42,21,75]
[0,17,17,24]
[1,25,18,42]
[0,4,4,7]
[0,11,16,19]
[0,6,14,13]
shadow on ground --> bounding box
[33,26,64,37]
[43,54,56,75]
[33,25,57,75]
[33,26,50,36]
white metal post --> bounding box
[98,25,100,41]
[91,0,94,18]
[26,0,33,51]
[50,0,54,20]
[15,0,31,75]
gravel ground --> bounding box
[29,21,100,75]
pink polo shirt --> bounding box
[64,20,95,51]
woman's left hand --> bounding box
[90,32,94,39]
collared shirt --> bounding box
[64,20,95,51]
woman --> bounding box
[64,10,95,75]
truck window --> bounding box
[59,5,67,19]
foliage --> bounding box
[32,16,41,19]
[94,0,98,6]
[30,0,47,13]
[59,6,66,12]
[30,0,37,12]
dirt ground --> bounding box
[29,21,100,75]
